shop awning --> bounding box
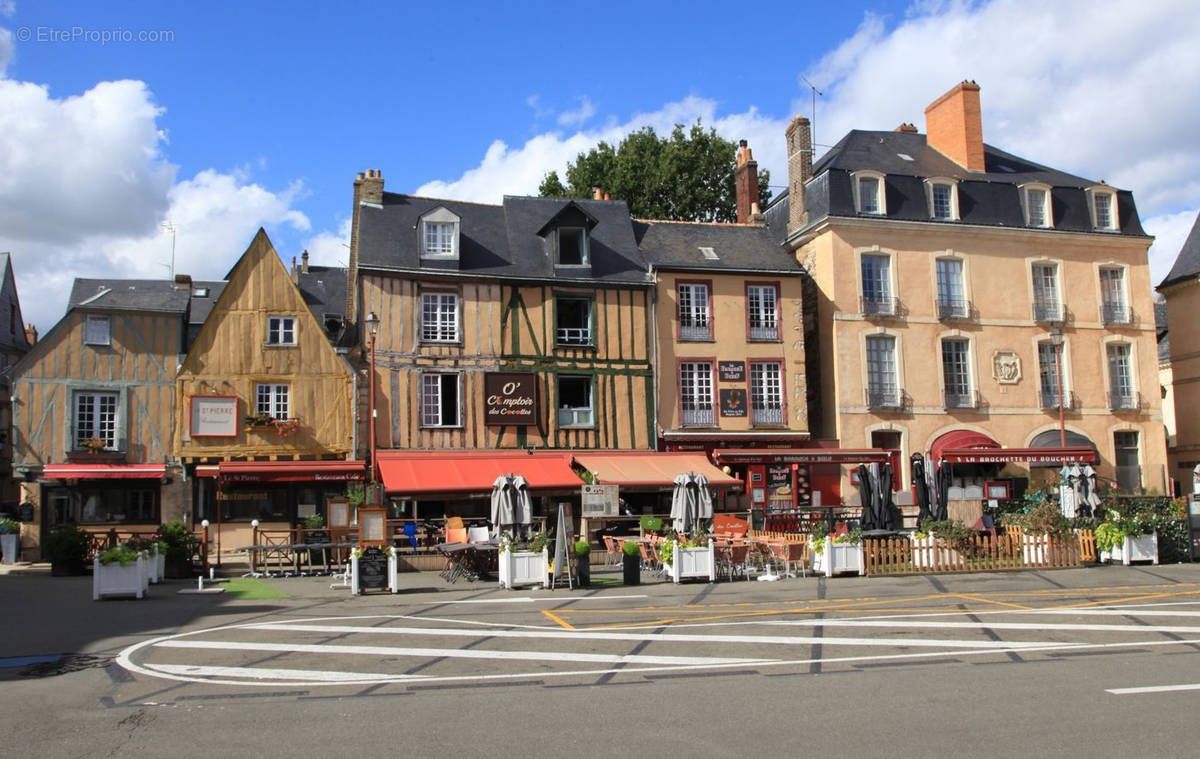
[712,448,893,465]
[217,460,366,484]
[940,446,1097,464]
[376,451,580,497]
[930,430,1000,462]
[43,463,166,480]
[573,452,740,488]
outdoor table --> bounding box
[437,542,498,583]
[239,542,357,577]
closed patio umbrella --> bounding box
[856,464,877,530]
[878,462,899,531]
[912,453,931,525]
[693,473,714,528]
[491,474,517,535]
[934,463,951,521]
[1081,465,1103,518]
[512,474,533,535]
[1058,464,1077,518]
[671,472,711,534]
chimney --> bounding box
[301,249,310,274]
[734,140,762,224]
[603,192,611,201]
[173,273,192,290]
[593,187,604,200]
[291,256,297,282]
[895,123,918,133]
[348,168,385,325]
[785,116,813,234]
[357,168,384,205]
[924,80,985,172]
[24,323,37,346]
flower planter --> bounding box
[909,535,962,570]
[665,542,715,583]
[144,545,164,584]
[498,548,550,589]
[0,533,18,565]
[811,537,864,577]
[93,554,147,600]
[1102,531,1159,565]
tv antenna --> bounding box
[161,221,177,280]
[800,76,823,156]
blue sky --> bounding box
[1,0,1197,332]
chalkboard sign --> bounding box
[357,546,389,591]
[304,530,331,566]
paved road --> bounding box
[5,564,1200,757]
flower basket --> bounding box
[498,548,549,589]
[811,536,864,577]
[93,553,148,600]
[665,541,715,583]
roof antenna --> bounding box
[800,76,823,158]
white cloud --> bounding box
[557,97,596,127]
[0,2,14,18]
[303,216,352,268]
[1145,210,1199,288]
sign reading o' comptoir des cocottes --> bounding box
[484,372,537,426]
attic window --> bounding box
[419,207,461,260]
[557,227,588,266]
[896,153,914,162]
[192,287,209,297]
[851,170,886,216]
[699,246,719,261]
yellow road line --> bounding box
[541,609,575,630]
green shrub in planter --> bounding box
[574,540,591,587]
[98,545,140,567]
[159,520,195,578]
[621,538,640,585]
[46,524,90,575]
[302,514,326,529]
[0,517,19,534]
[622,539,640,557]
[574,540,591,557]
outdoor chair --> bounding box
[602,535,621,567]
[446,516,465,531]
[717,543,750,581]
[467,526,490,543]
[445,527,468,544]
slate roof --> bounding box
[1159,211,1200,289]
[187,281,226,327]
[358,193,651,285]
[767,129,1147,238]
[295,264,353,346]
[69,279,194,313]
[1155,300,1171,364]
[635,220,799,273]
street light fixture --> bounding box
[1049,326,1065,447]
[365,311,380,505]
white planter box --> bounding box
[93,554,147,600]
[811,537,864,577]
[909,535,961,569]
[0,533,17,564]
[1105,531,1159,565]
[498,549,550,589]
[144,545,162,584]
[666,542,715,584]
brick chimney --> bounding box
[924,81,985,172]
[734,140,763,224]
[895,123,918,133]
[593,187,604,200]
[173,273,192,290]
[785,116,813,234]
[24,323,37,345]
[301,249,309,274]
[347,169,385,325]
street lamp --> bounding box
[1049,326,1065,446]
[365,311,380,505]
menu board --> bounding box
[358,507,387,546]
[357,546,388,591]
[327,498,350,528]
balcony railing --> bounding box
[682,407,715,426]
[866,385,902,409]
[861,295,898,317]
[748,324,780,341]
[679,323,711,341]
[1109,391,1139,411]
[944,389,978,409]
[1032,298,1063,322]
[751,407,785,425]
[556,327,592,346]
[557,407,594,427]
[936,298,970,320]
[1040,390,1077,411]
[1101,302,1130,325]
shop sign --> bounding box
[719,361,746,382]
[719,388,747,417]
[484,373,537,426]
[190,396,238,437]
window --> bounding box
[941,338,973,408]
[1114,431,1140,492]
[747,285,779,340]
[255,383,290,420]
[749,361,784,425]
[266,315,296,345]
[927,180,957,220]
[936,259,967,319]
[679,362,714,426]
[854,172,885,215]
[1023,186,1051,228]
[420,292,460,342]
[557,227,588,266]
[1090,189,1117,231]
[1108,343,1136,409]
[1100,268,1128,323]
[51,484,159,524]
[555,296,592,346]
[865,335,899,407]
[74,391,118,449]
[557,375,594,427]
[85,315,111,346]
[421,373,460,427]
[678,283,711,340]
[861,254,894,315]
[1038,341,1065,409]
[419,207,461,259]
[1031,263,1061,322]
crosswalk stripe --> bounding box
[1106,682,1200,695]
[147,663,432,683]
[758,619,1200,634]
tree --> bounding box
[537,121,772,223]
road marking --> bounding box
[757,619,1200,635]
[437,595,648,604]
[1106,682,1200,696]
[148,663,433,684]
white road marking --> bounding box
[438,595,648,604]
[757,619,1200,635]
[1106,682,1200,695]
[147,663,432,683]
[248,622,1063,650]
[154,639,771,667]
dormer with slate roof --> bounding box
[536,200,598,270]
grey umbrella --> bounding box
[1081,464,1102,518]
[490,474,517,535]
[671,472,710,534]
[912,453,931,525]
[878,462,899,531]
[512,474,533,535]
[693,473,714,530]
[934,463,952,521]
[856,464,877,530]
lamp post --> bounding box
[1049,326,1065,446]
[365,311,380,506]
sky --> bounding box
[0,0,1197,333]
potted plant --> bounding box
[622,539,641,585]
[811,527,864,577]
[662,532,715,584]
[46,524,90,576]
[93,545,147,600]
[159,520,196,578]
[0,517,19,565]
[574,539,591,588]
[497,529,551,589]
[1098,512,1159,565]
[243,411,274,428]
[125,535,165,583]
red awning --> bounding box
[941,446,1097,464]
[712,448,893,465]
[929,430,1000,462]
[218,460,366,484]
[376,451,580,497]
[572,452,739,488]
[43,464,166,480]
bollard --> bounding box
[198,576,204,591]
[209,567,215,580]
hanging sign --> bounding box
[719,361,746,382]
[719,388,747,417]
[484,373,537,426]
[190,396,238,437]
[581,484,618,517]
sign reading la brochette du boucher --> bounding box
[484,372,537,426]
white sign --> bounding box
[190,396,238,437]
[581,484,619,517]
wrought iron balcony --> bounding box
[944,389,978,409]
[866,385,902,409]
[860,295,899,318]
[1040,390,1077,411]
[679,323,711,341]
[936,298,970,320]
[748,324,780,341]
[751,407,785,425]
[1032,298,1063,323]
[681,407,715,426]
[1101,302,1130,325]
[1109,391,1139,411]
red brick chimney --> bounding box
[924,81,985,172]
[895,123,918,133]
[347,169,385,324]
[24,323,37,345]
[734,140,762,224]
[785,116,813,234]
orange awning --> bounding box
[218,460,365,483]
[573,452,739,488]
[43,464,165,480]
[376,451,580,496]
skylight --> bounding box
[897,153,914,162]
[699,246,719,260]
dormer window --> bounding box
[1021,184,1052,228]
[419,207,461,259]
[1088,187,1118,231]
[852,171,886,215]
[557,227,588,266]
[925,178,958,221]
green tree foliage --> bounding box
[538,121,772,223]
